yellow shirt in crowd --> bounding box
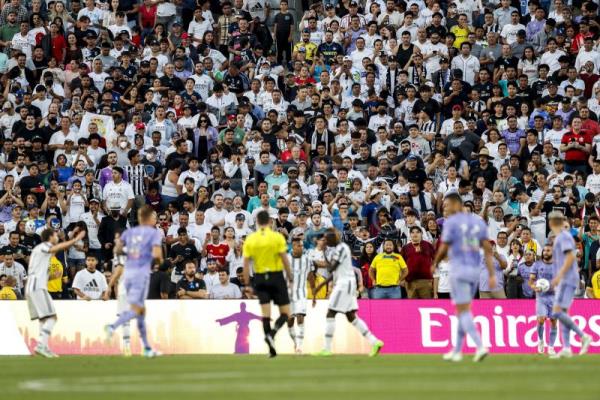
[370,252,408,286]
[47,256,63,293]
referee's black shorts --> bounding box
[253,271,289,306]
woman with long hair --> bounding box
[161,160,182,208]
[359,242,377,298]
[505,239,524,298]
[518,46,539,85]
[487,86,504,111]
[64,33,83,65]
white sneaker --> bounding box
[537,341,545,354]
[142,348,162,358]
[580,335,592,355]
[548,347,556,356]
[550,348,573,359]
[34,344,57,358]
[473,347,490,362]
[442,351,463,362]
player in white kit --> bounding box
[287,236,315,354]
[26,228,86,358]
[104,254,132,356]
[312,229,383,356]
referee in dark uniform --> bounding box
[243,210,292,357]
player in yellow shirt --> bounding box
[369,239,408,299]
[0,275,18,299]
[243,210,292,357]
[47,256,64,299]
[586,269,600,299]
[292,30,317,63]
[450,14,472,49]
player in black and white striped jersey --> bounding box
[286,236,315,354]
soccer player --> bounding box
[104,206,164,357]
[104,255,132,356]
[547,211,592,359]
[312,229,384,357]
[431,193,495,362]
[243,210,293,358]
[26,228,86,358]
[287,236,315,354]
[528,244,558,355]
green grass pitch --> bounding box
[3,354,600,400]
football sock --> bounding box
[296,323,305,349]
[39,317,56,347]
[556,312,585,342]
[560,321,571,349]
[454,319,465,353]
[111,310,137,329]
[324,318,335,351]
[136,315,150,350]
[351,318,378,345]
[537,323,544,344]
[123,322,131,346]
[549,326,558,347]
[273,314,288,334]
[288,324,296,342]
[459,311,482,349]
[262,318,272,336]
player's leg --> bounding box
[31,290,58,358]
[551,284,591,357]
[296,314,306,352]
[287,314,296,345]
[448,279,486,361]
[345,310,383,356]
[273,304,290,336]
[548,318,558,355]
[536,316,546,354]
[321,309,337,355]
[271,273,291,337]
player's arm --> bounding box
[551,250,576,288]
[152,244,163,264]
[183,289,208,299]
[104,263,124,300]
[482,240,496,290]
[528,273,540,292]
[48,230,86,254]
[280,251,292,284]
[243,256,253,296]
[431,242,449,274]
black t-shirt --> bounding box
[148,270,174,299]
[169,242,200,271]
[19,175,45,204]
[542,200,573,219]
[15,126,44,142]
[494,56,519,71]
[396,44,414,69]
[473,82,493,102]
[413,98,441,119]
[223,74,245,94]
[273,12,294,37]
[176,276,206,293]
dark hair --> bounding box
[256,210,270,226]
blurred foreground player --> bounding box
[243,210,292,357]
[287,236,315,354]
[104,255,132,356]
[312,228,383,357]
[104,206,164,357]
[548,211,592,359]
[26,228,86,357]
[431,193,495,362]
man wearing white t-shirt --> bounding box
[586,160,600,195]
[11,21,35,60]
[177,157,208,192]
[204,194,228,231]
[500,11,526,45]
[72,255,108,300]
[102,167,134,216]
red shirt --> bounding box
[561,130,592,163]
[581,118,600,137]
[401,241,435,282]
[206,242,230,266]
[140,4,157,29]
[51,34,66,63]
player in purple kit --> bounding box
[548,211,592,359]
[104,206,164,357]
[432,193,496,362]
[528,244,558,355]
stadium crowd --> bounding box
[0,0,600,302]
